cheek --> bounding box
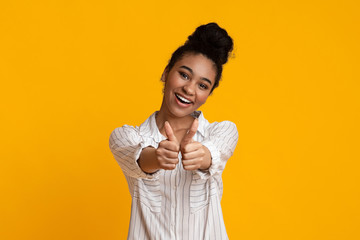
[164,80,174,93]
[197,92,210,104]
[164,76,180,91]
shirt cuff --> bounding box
[193,139,221,180]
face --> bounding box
[162,53,217,118]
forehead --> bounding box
[173,53,217,83]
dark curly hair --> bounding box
[165,22,233,93]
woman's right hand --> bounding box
[155,121,180,170]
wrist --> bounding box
[138,147,161,174]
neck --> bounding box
[156,101,195,132]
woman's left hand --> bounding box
[180,119,212,171]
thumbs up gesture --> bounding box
[180,119,211,171]
[155,121,180,170]
[155,119,211,171]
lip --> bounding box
[174,93,193,108]
[175,93,193,103]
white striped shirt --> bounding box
[109,111,238,240]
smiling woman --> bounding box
[160,54,216,119]
[109,22,238,240]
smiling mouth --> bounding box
[175,93,193,104]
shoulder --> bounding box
[199,112,236,133]
[196,111,238,137]
[200,118,238,156]
[111,124,139,137]
[208,120,237,130]
[109,125,141,146]
[206,120,238,138]
[109,112,156,144]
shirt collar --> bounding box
[139,111,207,141]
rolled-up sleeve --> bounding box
[109,125,161,179]
[195,121,239,179]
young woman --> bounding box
[109,22,238,240]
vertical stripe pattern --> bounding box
[109,111,238,240]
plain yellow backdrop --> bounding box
[1,0,359,239]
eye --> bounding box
[179,71,189,80]
[199,83,209,90]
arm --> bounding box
[137,121,180,174]
[109,125,162,179]
[195,121,239,179]
[137,147,159,174]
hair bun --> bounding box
[186,22,233,65]
[165,22,234,92]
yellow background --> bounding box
[1,0,359,239]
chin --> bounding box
[170,107,196,118]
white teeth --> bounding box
[176,93,192,104]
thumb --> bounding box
[181,118,198,145]
[164,121,178,142]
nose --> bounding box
[182,82,195,96]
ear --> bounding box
[161,67,169,82]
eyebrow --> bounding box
[179,65,213,86]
